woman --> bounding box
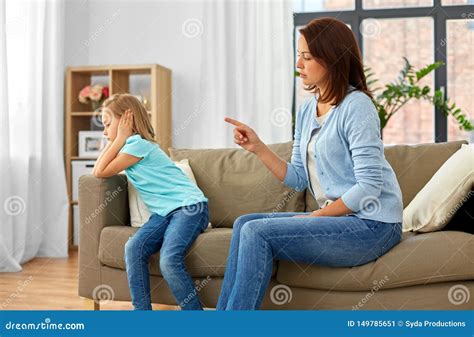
[217,17,403,310]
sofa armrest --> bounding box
[78,174,129,298]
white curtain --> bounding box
[197,0,294,148]
[0,0,68,272]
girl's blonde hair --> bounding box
[102,93,156,143]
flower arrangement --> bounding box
[78,84,110,110]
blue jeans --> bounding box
[124,202,209,310]
[216,212,402,310]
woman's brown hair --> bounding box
[299,17,372,105]
[102,93,156,143]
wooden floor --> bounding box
[0,250,177,310]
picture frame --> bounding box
[78,131,107,158]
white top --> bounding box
[307,106,334,209]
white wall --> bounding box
[65,0,90,66]
[65,0,206,148]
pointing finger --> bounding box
[224,117,246,128]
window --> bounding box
[447,19,474,142]
[293,0,474,143]
[442,0,473,5]
[363,17,434,144]
[294,0,355,12]
[363,0,433,9]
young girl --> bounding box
[92,93,209,310]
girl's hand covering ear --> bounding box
[117,109,134,140]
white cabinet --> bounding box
[72,160,95,201]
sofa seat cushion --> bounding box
[276,231,474,291]
[98,226,278,277]
[169,142,306,228]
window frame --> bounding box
[293,0,474,142]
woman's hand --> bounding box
[293,209,325,218]
[225,117,288,182]
[293,199,353,218]
[224,117,264,154]
[117,109,134,141]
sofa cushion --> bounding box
[305,140,468,210]
[402,144,473,232]
[169,142,306,228]
[276,231,474,291]
[98,226,278,277]
[384,140,467,207]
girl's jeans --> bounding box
[125,202,209,310]
[216,212,402,310]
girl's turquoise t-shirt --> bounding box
[119,134,208,217]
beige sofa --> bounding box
[78,140,474,310]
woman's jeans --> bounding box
[216,212,402,310]
[124,202,209,310]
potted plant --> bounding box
[366,57,472,133]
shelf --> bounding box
[110,70,151,107]
[71,200,78,205]
[67,67,110,75]
[71,112,96,116]
[72,111,151,118]
[71,156,98,160]
[68,70,109,112]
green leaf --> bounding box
[369,57,470,133]
[416,61,444,81]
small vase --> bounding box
[91,100,102,111]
